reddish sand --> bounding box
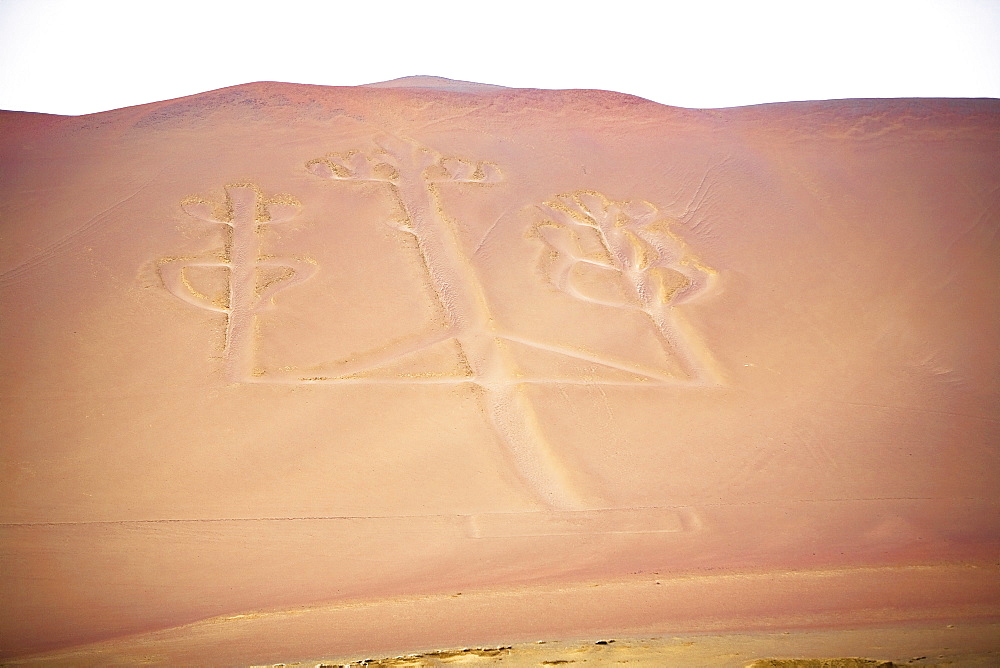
[0,77,997,664]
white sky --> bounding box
[0,0,998,115]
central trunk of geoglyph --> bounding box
[392,159,586,510]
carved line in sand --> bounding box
[467,506,696,538]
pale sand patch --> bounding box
[256,624,999,667]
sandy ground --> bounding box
[1,77,997,663]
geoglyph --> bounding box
[161,136,719,508]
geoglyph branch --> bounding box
[533,190,718,384]
[160,184,316,381]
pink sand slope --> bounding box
[0,77,997,664]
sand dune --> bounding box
[1,78,997,664]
